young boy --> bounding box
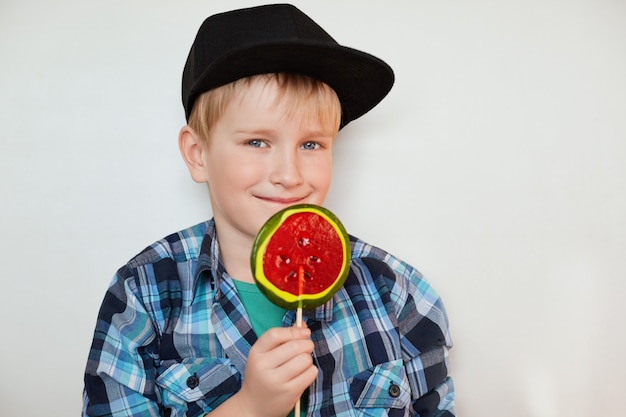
[83,4,455,417]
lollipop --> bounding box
[250,204,351,415]
[251,204,350,310]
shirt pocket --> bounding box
[156,357,240,411]
[349,359,411,412]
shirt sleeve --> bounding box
[83,266,162,417]
[393,263,456,417]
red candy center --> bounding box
[262,212,344,296]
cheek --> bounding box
[308,158,333,189]
[309,167,332,206]
[211,156,264,189]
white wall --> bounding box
[1,1,625,416]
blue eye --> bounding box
[301,141,320,150]
[247,139,265,148]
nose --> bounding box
[269,149,304,188]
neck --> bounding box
[214,223,256,284]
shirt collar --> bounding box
[193,220,223,297]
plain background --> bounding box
[1,0,625,416]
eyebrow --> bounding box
[233,127,335,138]
[233,128,274,135]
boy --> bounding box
[83,4,455,417]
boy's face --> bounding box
[198,77,337,246]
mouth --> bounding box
[257,195,309,205]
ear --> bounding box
[178,125,209,183]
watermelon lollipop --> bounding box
[251,204,351,310]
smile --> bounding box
[258,196,308,204]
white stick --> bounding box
[294,305,303,416]
[296,306,303,328]
[295,265,305,416]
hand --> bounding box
[235,324,318,417]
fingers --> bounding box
[253,325,312,355]
[247,324,315,378]
[288,355,319,386]
[251,327,315,373]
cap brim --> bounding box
[185,42,394,128]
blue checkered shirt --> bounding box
[83,220,455,416]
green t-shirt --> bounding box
[232,279,286,336]
[232,279,305,417]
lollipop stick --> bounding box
[296,265,304,328]
[294,266,304,416]
[296,306,303,327]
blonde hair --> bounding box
[188,73,342,143]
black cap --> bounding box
[182,4,394,129]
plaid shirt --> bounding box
[83,220,455,417]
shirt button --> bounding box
[388,383,401,398]
[186,374,200,389]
